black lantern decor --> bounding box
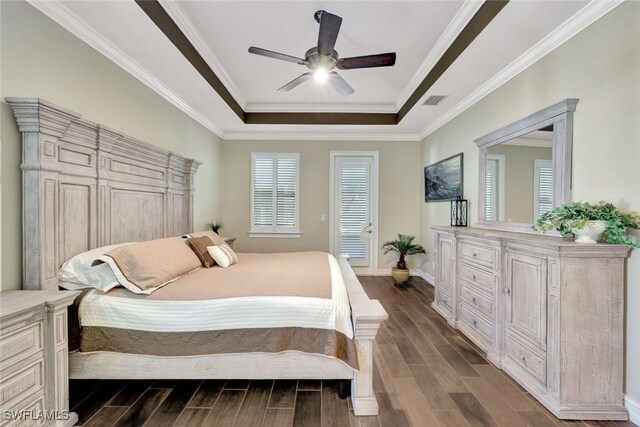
[450,194,468,227]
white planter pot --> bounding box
[571,220,607,244]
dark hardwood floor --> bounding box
[70,276,636,427]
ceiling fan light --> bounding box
[314,68,329,83]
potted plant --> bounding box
[382,234,426,285]
[533,201,640,247]
[206,221,223,234]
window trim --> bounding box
[485,154,505,222]
[249,152,300,237]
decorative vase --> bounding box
[391,268,410,285]
[571,220,607,244]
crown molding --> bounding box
[393,0,484,110]
[244,103,397,114]
[25,0,225,138]
[223,131,420,142]
[158,0,247,109]
[26,0,621,142]
[417,0,624,141]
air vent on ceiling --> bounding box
[423,95,448,106]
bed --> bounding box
[7,97,388,416]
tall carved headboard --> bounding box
[6,98,201,291]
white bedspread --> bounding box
[78,253,354,339]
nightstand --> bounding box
[0,290,80,426]
[223,237,236,249]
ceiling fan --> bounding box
[248,10,396,97]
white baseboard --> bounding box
[625,395,640,425]
[413,269,434,285]
[372,268,434,285]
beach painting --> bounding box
[424,153,463,202]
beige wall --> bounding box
[487,144,553,223]
[221,140,423,270]
[420,2,640,402]
[0,1,223,291]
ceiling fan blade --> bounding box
[337,52,396,70]
[278,72,313,92]
[317,11,342,56]
[248,46,307,65]
[328,72,355,97]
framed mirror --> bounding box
[474,99,579,233]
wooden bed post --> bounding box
[337,256,388,416]
[351,312,384,415]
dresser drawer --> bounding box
[0,322,43,368]
[0,360,44,408]
[459,302,494,345]
[506,334,546,385]
[459,262,494,293]
[460,283,494,319]
[1,392,46,427]
[460,242,496,270]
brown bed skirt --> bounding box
[78,326,359,370]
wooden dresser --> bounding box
[432,226,629,421]
[0,291,79,426]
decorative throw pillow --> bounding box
[207,245,238,268]
[94,237,202,294]
[188,231,227,247]
[187,236,216,268]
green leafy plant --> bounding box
[533,201,640,248]
[382,234,426,269]
[206,221,223,234]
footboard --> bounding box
[337,255,388,416]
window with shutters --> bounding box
[534,159,553,219]
[338,165,369,260]
[250,153,300,237]
[485,155,505,221]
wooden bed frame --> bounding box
[7,97,388,416]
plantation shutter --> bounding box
[251,153,299,234]
[252,157,274,227]
[535,159,553,219]
[485,159,497,221]
[339,165,368,260]
[276,157,297,227]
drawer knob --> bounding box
[473,252,477,257]
[504,288,511,295]
[472,319,477,327]
[472,297,477,304]
[472,274,476,280]
[521,355,528,365]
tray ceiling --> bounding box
[34,0,617,140]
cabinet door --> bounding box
[434,235,456,319]
[437,236,455,291]
[505,252,547,350]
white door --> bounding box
[330,152,378,275]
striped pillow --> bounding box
[207,245,238,268]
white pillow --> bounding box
[58,281,92,291]
[207,245,238,268]
[59,242,135,291]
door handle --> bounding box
[362,223,373,234]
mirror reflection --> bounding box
[485,126,553,224]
